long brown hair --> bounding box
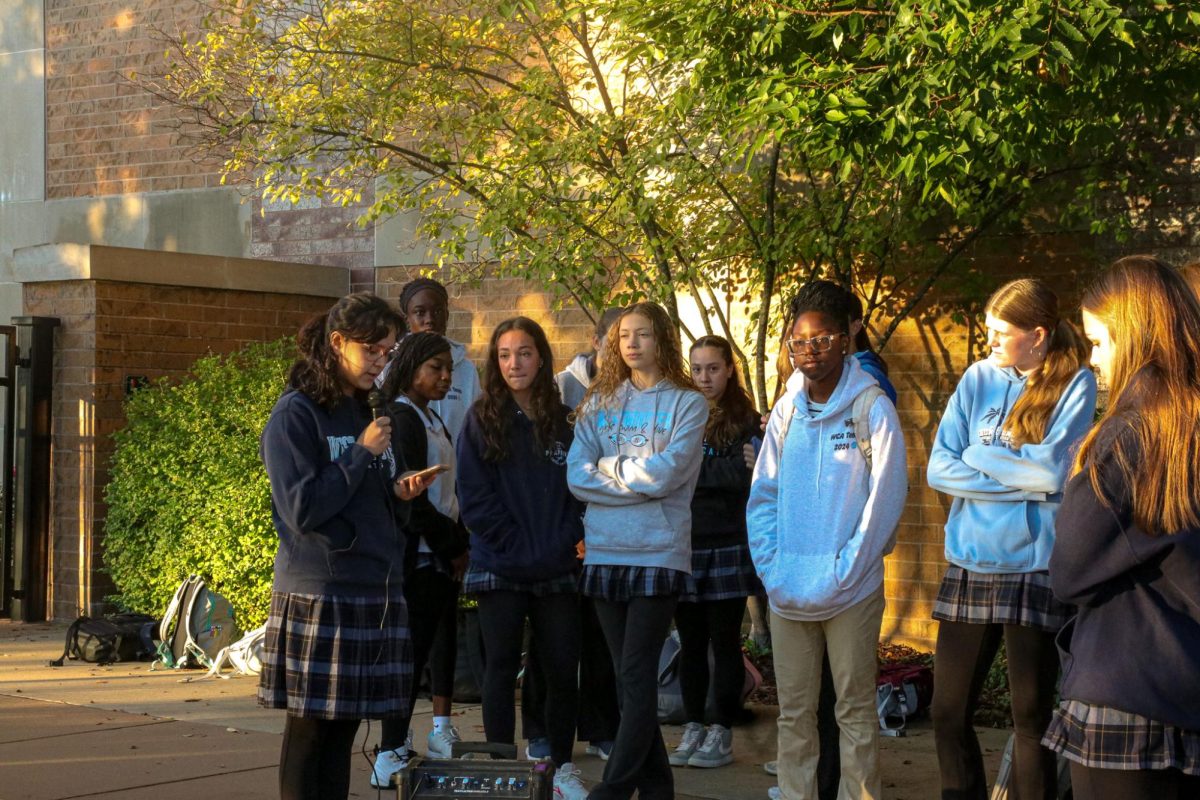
[579,302,696,414]
[690,335,758,448]
[1074,256,1200,535]
[290,293,404,410]
[475,317,565,462]
[986,279,1090,446]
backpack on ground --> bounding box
[155,575,239,670]
[876,662,933,737]
[49,613,158,667]
[191,625,266,681]
[656,629,762,724]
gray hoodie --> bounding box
[747,357,908,621]
[555,353,594,410]
[567,379,708,573]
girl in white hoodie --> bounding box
[747,281,908,800]
[567,302,707,800]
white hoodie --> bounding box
[747,357,908,621]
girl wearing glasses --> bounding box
[747,281,908,800]
[455,316,589,800]
[927,279,1096,800]
[1042,257,1200,799]
[567,302,707,800]
[258,293,435,800]
[371,332,471,789]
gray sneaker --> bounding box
[668,722,704,766]
[687,723,733,768]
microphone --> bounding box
[367,389,387,420]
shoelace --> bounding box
[677,726,703,751]
[556,765,583,785]
[700,727,723,751]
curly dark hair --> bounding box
[379,331,452,399]
[289,293,405,410]
[476,317,566,462]
[690,335,759,448]
[787,280,852,333]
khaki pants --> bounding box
[772,588,884,800]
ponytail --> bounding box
[1003,319,1090,446]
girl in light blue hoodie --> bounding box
[747,282,908,800]
[926,278,1096,800]
[567,302,707,800]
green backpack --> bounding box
[155,575,239,669]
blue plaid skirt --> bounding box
[258,591,413,721]
[1043,699,1200,775]
[462,564,579,597]
[933,566,1073,633]
[679,544,762,603]
[579,565,686,602]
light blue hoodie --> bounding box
[747,357,908,621]
[567,379,708,574]
[926,360,1096,573]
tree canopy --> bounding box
[153,0,1200,405]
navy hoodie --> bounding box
[691,413,758,549]
[260,389,406,596]
[456,401,584,581]
[1051,425,1200,730]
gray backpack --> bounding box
[154,575,239,670]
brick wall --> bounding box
[23,278,333,619]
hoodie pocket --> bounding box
[763,552,841,616]
[584,500,676,553]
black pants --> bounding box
[381,566,459,750]
[589,595,678,800]
[1069,762,1200,800]
[477,589,581,766]
[674,597,746,728]
[523,597,619,743]
[932,621,1060,800]
[279,716,360,800]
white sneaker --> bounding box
[427,724,460,758]
[370,748,408,788]
[552,762,589,800]
[764,759,778,776]
[687,723,733,768]
[668,721,704,767]
[767,787,781,800]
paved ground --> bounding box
[0,620,1008,799]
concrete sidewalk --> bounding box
[0,620,1007,799]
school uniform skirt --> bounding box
[679,543,762,603]
[579,565,686,602]
[932,565,1073,632]
[258,591,413,721]
[1043,699,1200,776]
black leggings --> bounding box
[279,716,361,800]
[1069,762,1200,800]
[674,597,746,728]
[932,621,1060,800]
[476,590,581,765]
[380,566,458,750]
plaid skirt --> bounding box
[462,564,579,597]
[932,566,1073,632]
[679,544,762,603]
[1042,699,1200,775]
[257,591,413,721]
[579,565,686,602]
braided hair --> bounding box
[380,331,452,398]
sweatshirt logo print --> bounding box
[546,441,568,465]
[979,406,1004,447]
[596,409,673,449]
[327,435,397,477]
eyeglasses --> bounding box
[360,341,401,361]
[785,334,844,355]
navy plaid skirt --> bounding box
[1043,699,1200,775]
[462,564,579,597]
[579,565,686,602]
[258,591,413,721]
[679,544,762,603]
[933,566,1073,632]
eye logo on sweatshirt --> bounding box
[608,432,649,447]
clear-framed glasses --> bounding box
[361,341,401,361]
[785,333,844,355]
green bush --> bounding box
[103,338,296,628]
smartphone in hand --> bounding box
[401,464,450,482]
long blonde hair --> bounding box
[578,302,695,415]
[986,279,1090,446]
[1074,256,1200,535]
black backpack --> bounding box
[49,613,159,667]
